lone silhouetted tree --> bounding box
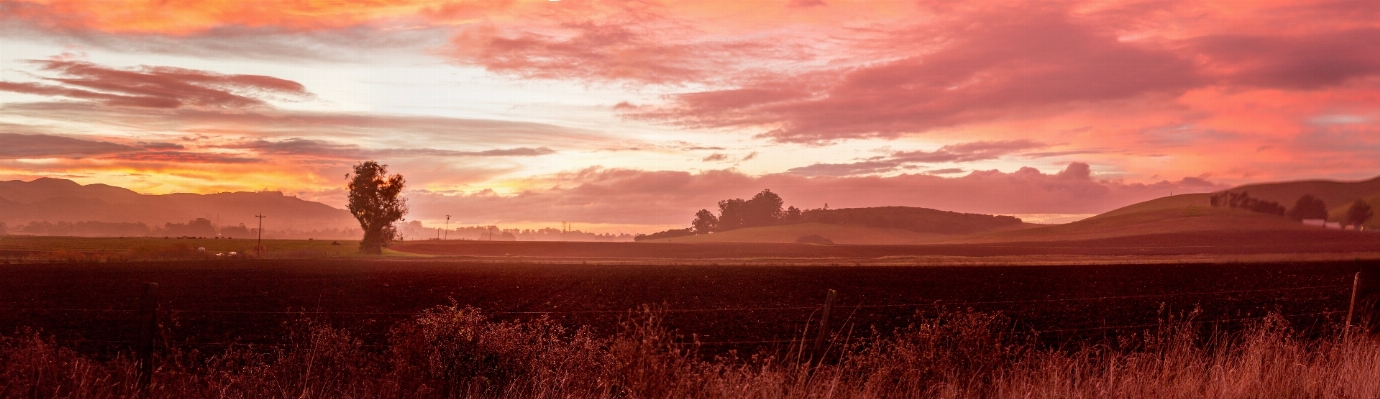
[1348,199,1374,228]
[1286,194,1328,221]
[347,161,408,254]
[691,209,718,234]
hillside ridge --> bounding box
[0,178,356,231]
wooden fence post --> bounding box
[137,282,159,394]
[1347,272,1360,332]
[812,289,837,360]
[1351,266,1380,335]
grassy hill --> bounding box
[1086,193,1212,220]
[798,206,1024,235]
[944,205,1310,244]
[1222,175,1380,210]
[651,222,957,245]
[1329,193,1380,228]
[650,206,1032,244]
[648,175,1380,246]
[0,178,356,231]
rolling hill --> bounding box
[1083,193,1213,220]
[1221,175,1380,210]
[646,172,1380,247]
[940,205,1310,244]
[649,206,1035,244]
[0,178,357,232]
[1329,193,1380,228]
[653,222,953,245]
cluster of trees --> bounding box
[1209,192,1286,216]
[1211,191,1375,228]
[637,189,800,241]
[690,189,798,234]
[1285,195,1328,221]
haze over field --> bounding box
[5,0,1380,233]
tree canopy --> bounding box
[347,161,408,254]
[1210,191,1286,216]
[1286,194,1329,221]
[1347,199,1374,228]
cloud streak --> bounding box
[0,133,139,159]
[788,140,1046,176]
[233,138,555,159]
[0,59,310,109]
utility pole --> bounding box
[254,214,265,255]
[444,215,451,240]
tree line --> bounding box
[636,189,799,241]
[1210,191,1373,228]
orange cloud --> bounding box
[1,0,502,34]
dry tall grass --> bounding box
[2,306,1377,398]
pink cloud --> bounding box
[0,133,139,158]
[623,5,1204,142]
[0,59,310,109]
[788,140,1046,176]
[230,138,556,159]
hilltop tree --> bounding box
[743,189,785,227]
[716,198,747,231]
[691,209,718,234]
[714,189,787,232]
[347,161,408,254]
[1286,194,1328,221]
[783,206,802,223]
[1347,199,1374,228]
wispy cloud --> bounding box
[0,133,139,159]
[788,140,1046,176]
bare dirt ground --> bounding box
[0,258,1363,358]
[392,229,1380,262]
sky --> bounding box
[2,0,1379,233]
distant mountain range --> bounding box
[0,178,357,233]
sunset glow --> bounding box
[4,0,1379,231]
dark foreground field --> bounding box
[392,230,1380,259]
[0,259,1364,357]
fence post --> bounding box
[812,289,837,361]
[1352,266,1380,335]
[1347,272,1360,332]
[137,282,159,394]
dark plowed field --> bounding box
[0,259,1367,357]
[392,231,1380,258]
